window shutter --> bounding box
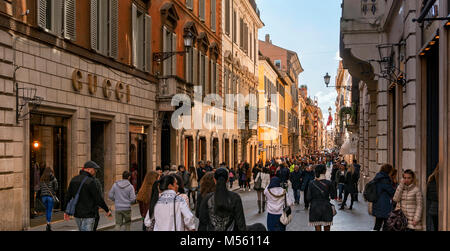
[109,0,118,59]
[211,0,216,32]
[239,18,243,48]
[163,27,169,75]
[216,63,220,96]
[193,48,198,85]
[185,48,190,83]
[90,0,98,50]
[54,0,64,35]
[131,4,138,67]
[225,0,230,35]
[199,0,205,21]
[186,0,193,10]
[210,59,214,94]
[233,11,237,43]
[145,14,152,73]
[37,0,48,29]
[64,0,76,40]
[172,33,177,75]
[204,55,209,94]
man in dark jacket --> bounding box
[372,170,395,231]
[300,166,315,210]
[64,161,112,231]
[290,165,303,204]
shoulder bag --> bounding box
[65,176,89,216]
[279,193,292,225]
[312,181,337,217]
[385,200,408,231]
[254,174,262,190]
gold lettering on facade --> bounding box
[126,85,131,103]
[71,69,131,103]
[115,82,124,101]
[72,70,83,91]
[88,74,98,95]
[103,79,112,98]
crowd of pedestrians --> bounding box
[34,149,438,232]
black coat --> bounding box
[198,192,246,231]
[344,171,359,194]
[64,171,109,218]
[306,180,337,223]
[300,171,315,191]
[290,170,303,190]
[330,167,338,182]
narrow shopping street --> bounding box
[104,167,374,232]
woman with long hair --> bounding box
[187,166,198,209]
[340,164,358,210]
[198,168,247,231]
[427,165,439,231]
[39,167,58,231]
[307,165,336,231]
[255,167,271,214]
[195,172,216,218]
[145,175,195,231]
[372,164,396,231]
[393,169,423,231]
[136,171,160,231]
[172,174,189,206]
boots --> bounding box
[262,201,266,212]
[257,200,262,214]
[46,224,52,231]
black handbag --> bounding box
[385,201,408,231]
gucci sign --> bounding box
[71,69,131,103]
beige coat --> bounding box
[393,183,423,230]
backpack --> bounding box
[363,179,378,203]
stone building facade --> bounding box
[341,0,450,230]
[259,34,303,158]
[0,0,158,230]
[221,0,263,168]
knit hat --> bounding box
[84,161,101,170]
[214,168,229,180]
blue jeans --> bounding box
[338,183,345,200]
[75,218,95,231]
[293,189,301,203]
[267,213,286,232]
[41,196,54,223]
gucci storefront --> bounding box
[0,34,158,229]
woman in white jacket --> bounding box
[145,175,196,231]
[255,167,271,214]
[264,177,294,231]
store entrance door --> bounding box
[91,121,106,192]
[29,115,68,226]
[129,126,148,193]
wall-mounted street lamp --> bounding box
[368,42,407,86]
[323,73,352,91]
[153,30,195,63]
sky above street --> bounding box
[256,0,342,128]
